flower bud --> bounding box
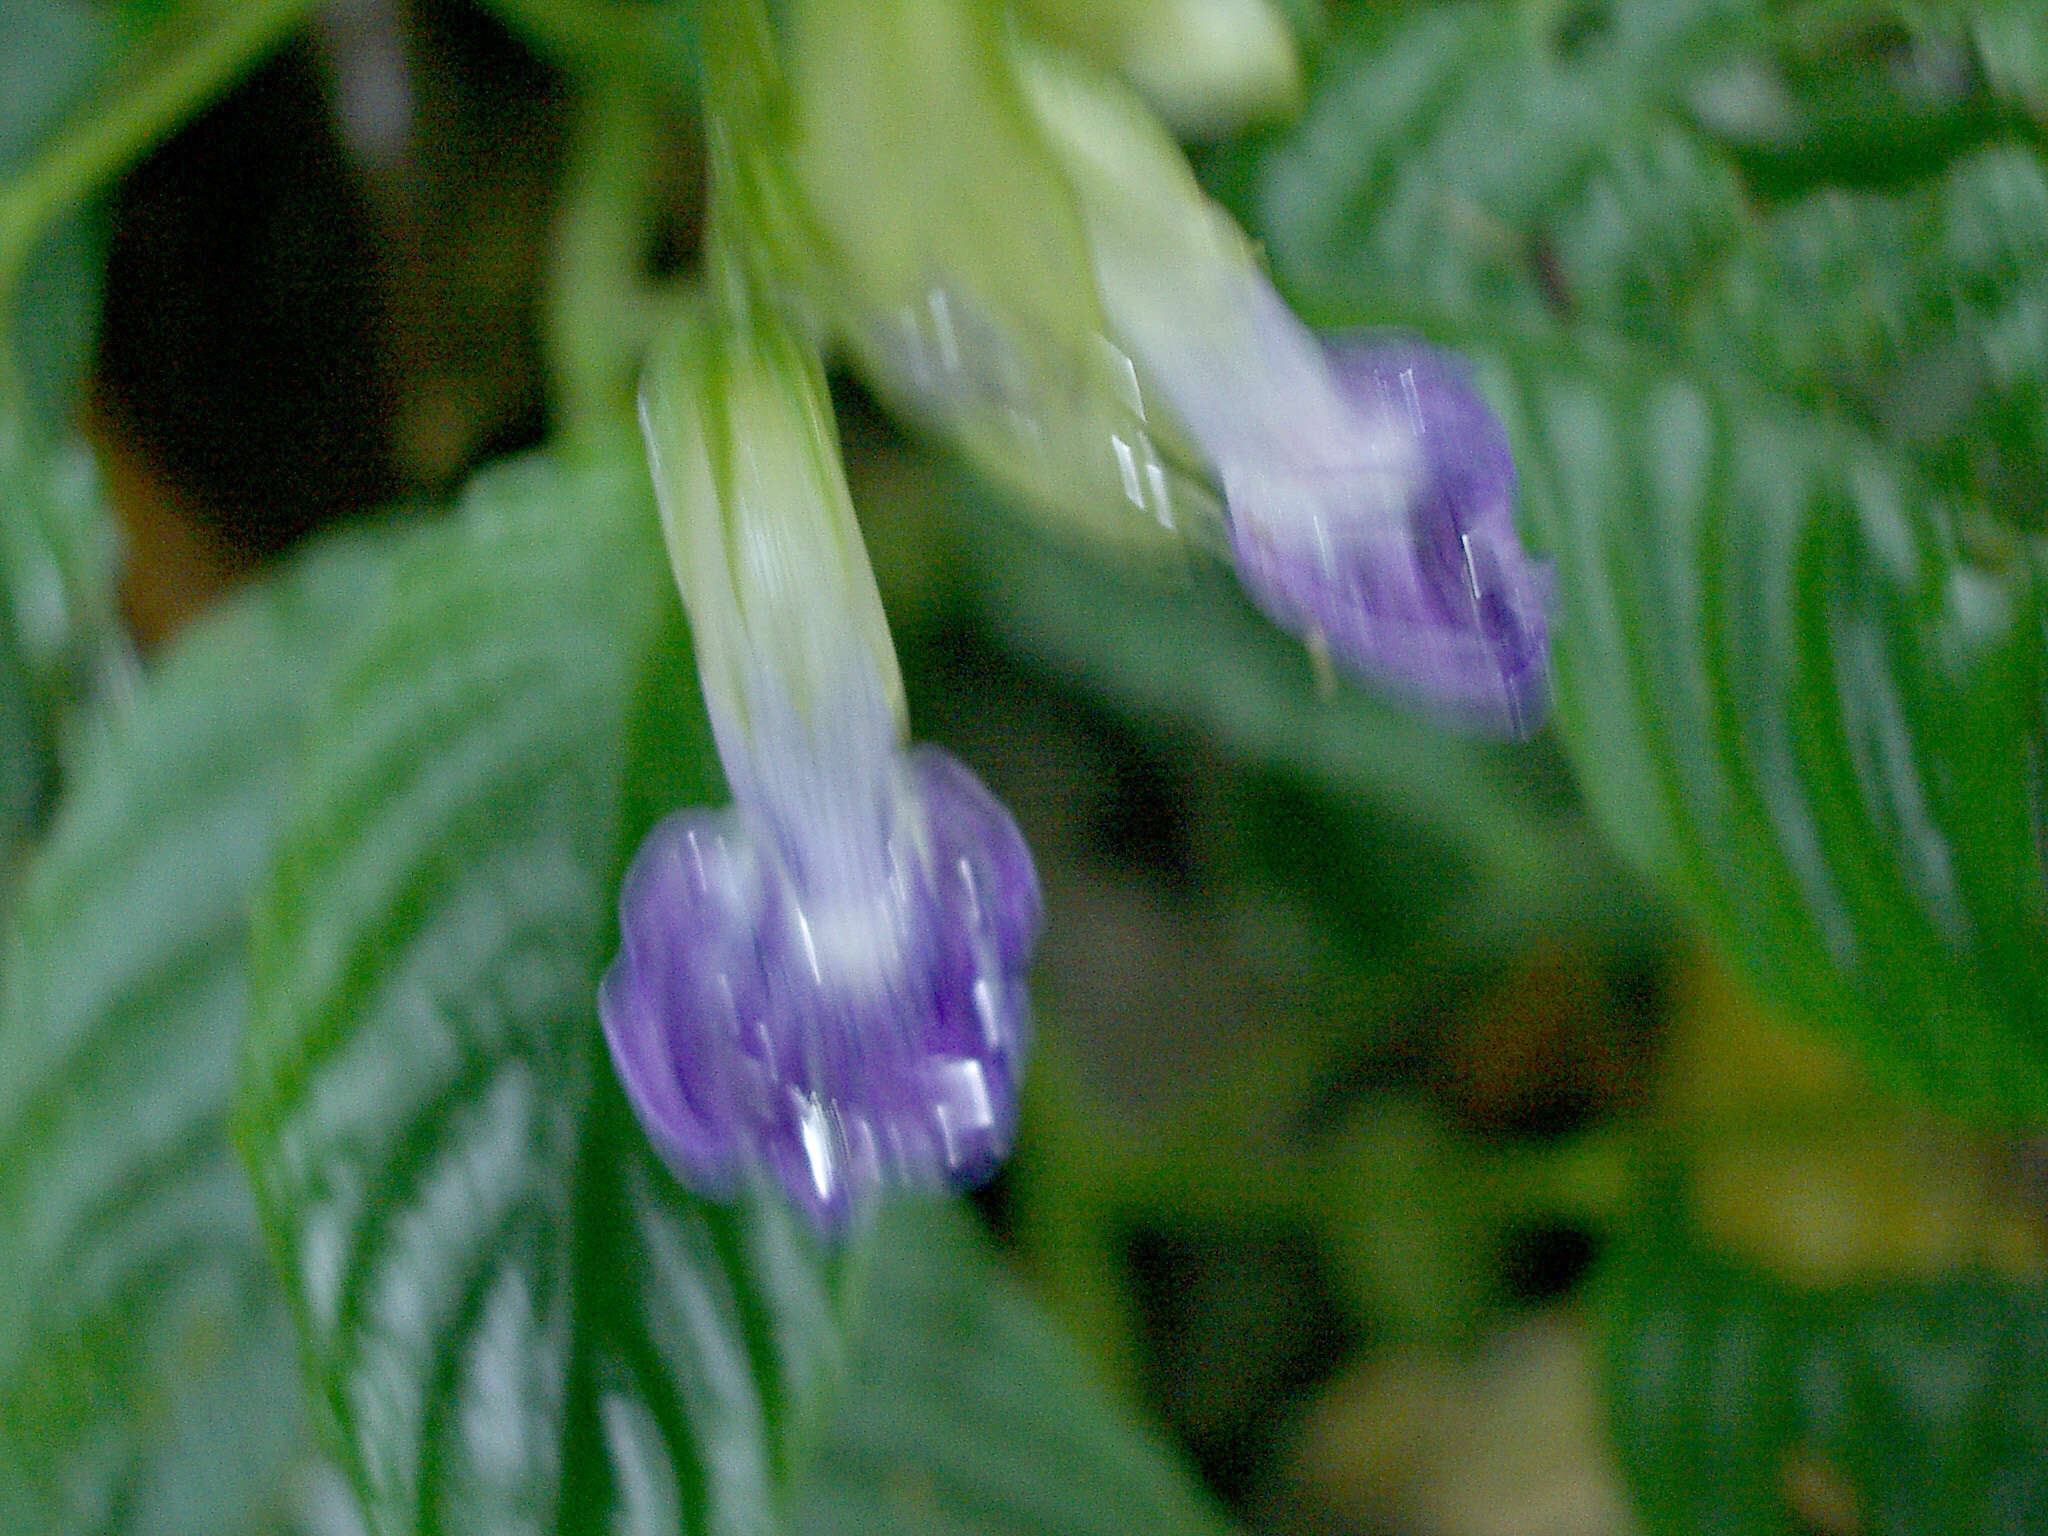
[608,307,1042,1229]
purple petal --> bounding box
[1225,340,1552,734]
[598,747,1041,1232]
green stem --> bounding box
[0,0,321,406]
[544,81,668,460]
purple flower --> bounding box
[609,309,1042,1231]
[1013,49,1552,730]
[600,747,1039,1231]
[1223,340,1551,733]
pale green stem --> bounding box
[544,80,666,460]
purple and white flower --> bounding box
[600,746,1037,1232]
[602,310,1040,1230]
[1019,45,1552,731]
[1218,335,1549,733]
[719,0,1549,732]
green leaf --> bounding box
[236,455,848,1536]
[1236,0,2048,1117]
[12,205,103,441]
[1248,0,2035,353]
[1250,0,1751,346]
[0,423,123,759]
[0,0,118,428]
[0,529,391,1534]
[1,0,322,430]
[0,420,121,920]
[0,0,127,743]
[0,0,331,766]
[2,0,120,432]
[1507,343,2046,1113]
[1246,0,2048,528]
[1690,142,2048,528]
[476,0,702,100]
[1603,1192,2048,1534]
[1964,0,2048,117]
[0,575,52,895]
[0,0,121,174]
[796,1199,1238,1536]
[1684,8,2012,195]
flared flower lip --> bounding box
[1218,334,1553,735]
[598,746,1042,1233]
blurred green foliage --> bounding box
[0,531,379,1533]
[0,0,2044,1534]
[1234,0,2048,1120]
